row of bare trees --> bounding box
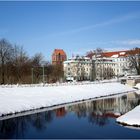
[128,47,140,75]
[0,38,63,84]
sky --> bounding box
[0,1,140,61]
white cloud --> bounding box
[50,11,140,36]
[83,39,139,52]
[111,39,140,46]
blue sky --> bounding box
[0,1,140,61]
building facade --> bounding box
[93,57,116,80]
[63,56,93,81]
[92,50,137,80]
[63,49,138,82]
[52,49,67,65]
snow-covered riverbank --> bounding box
[117,105,140,127]
[116,83,140,127]
[0,82,136,117]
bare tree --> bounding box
[0,38,66,84]
[0,39,13,84]
[86,48,104,58]
[69,55,81,81]
[93,47,104,57]
[51,64,64,82]
[31,53,44,83]
[128,47,140,75]
[32,53,44,67]
[44,62,53,83]
[12,45,31,84]
[92,48,104,80]
[105,67,115,79]
[81,66,86,80]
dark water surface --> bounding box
[0,92,140,139]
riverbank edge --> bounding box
[0,89,137,121]
[116,104,140,127]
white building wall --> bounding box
[64,53,137,81]
[93,56,136,80]
[64,56,93,81]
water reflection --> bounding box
[0,92,139,138]
[0,111,56,138]
[65,92,140,127]
[68,92,140,117]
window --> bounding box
[58,53,61,60]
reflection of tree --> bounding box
[75,104,87,119]
[0,119,16,138]
[0,110,56,138]
[45,111,55,123]
[32,110,56,131]
[88,112,109,127]
[0,116,28,139]
[17,117,27,138]
[33,113,46,130]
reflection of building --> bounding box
[63,56,93,81]
[52,49,67,65]
[55,107,66,117]
[65,92,139,118]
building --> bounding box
[52,49,67,65]
[63,56,93,81]
[92,57,116,80]
[63,49,139,81]
[120,75,140,86]
[91,50,137,80]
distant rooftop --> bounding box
[102,50,128,58]
[52,49,66,56]
[87,49,140,59]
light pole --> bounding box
[31,68,34,84]
[42,65,45,84]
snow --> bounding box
[117,105,140,126]
[120,52,126,55]
[0,82,136,117]
[111,54,119,58]
[135,83,140,90]
[116,82,140,126]
[134,83,140,94]
[116,83,140,127]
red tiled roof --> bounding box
[102,50,128,57]
[87,49,140,58]
[53,49,66,56]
